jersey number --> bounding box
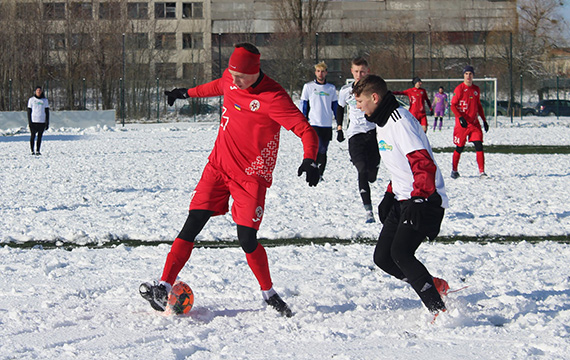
[221,106,229,131]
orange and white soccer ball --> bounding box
[167,281,194,315]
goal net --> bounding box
[346,77,498,125]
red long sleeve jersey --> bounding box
[450,82,486,127]
[188,69,314,187]
[394,87,431,117]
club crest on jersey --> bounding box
[474,91,478,96]
[378,140,393,151]
[252,206,264,222]
[250,100,260,112]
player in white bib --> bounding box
[337,57,380,223]
[353,74,449,318]
[300,62,338,178]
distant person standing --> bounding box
[27,86,49,155]
[393,77,432,133]
[300,62,339,178]
[432,86,448,131]
[450,66,489,179]
[337,57,380,223]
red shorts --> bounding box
[412,112,428,127]
[453,124,483,147]
[189,163,267,230]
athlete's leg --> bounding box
[160,210,213,286]
[238,225,273,291]
[35,124,45,153]
[438,117,443,131]
[390,223,445,312]
[365,132,380,183]
[373,202,406,280]
[473,141,485,173]
[452,146,464,172]
[30,125,37,153]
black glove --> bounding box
[337,129,345,142]
[400,196,427,231]
[164,88,189,106]
[378,192,395,224]
[297,158,319,187]
[459,116,468,128]
[483,120,489,132]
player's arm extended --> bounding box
[406,149,437,199]
[187,77,223,98]
[291,121,318,161]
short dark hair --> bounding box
[352,74,388,98]
[235,42,260,55]
[351,57,369,68]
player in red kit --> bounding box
[140,43,320,317]
[393,77,432,133]
[450,65,489,179]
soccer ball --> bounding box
[167,281,194,315]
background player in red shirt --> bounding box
[140,43,320,317]
[450,65,489,179]
[393,77,432,133]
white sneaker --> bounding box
[365,211,375,223]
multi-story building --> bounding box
[3,0,517,81]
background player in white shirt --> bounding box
[337,57,380,223]
[27,86,49,155]
[300,62,338,178]
[353,74,449,318]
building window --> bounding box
[182,33,203,49]
[155,2,176,19]
[156,63,177,79]
[47,34,66,50]
[155,33,176,49]
[71,33,92,49]
[127,2,148,19]
[99,2,121,20]
[323,33,342,46]
[70,2,93,20]
[44,3,66,20]
[183,63,204,79]
[126,33,149,49]
[17,3,40,20]
[255,33,271,47]
[182,2,202,19]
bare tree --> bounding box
[270,0,327,93]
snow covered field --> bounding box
[1,116,569,359]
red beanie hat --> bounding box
[228,46,260,75]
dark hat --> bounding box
[463,65,475,74]
[412,77,421,85]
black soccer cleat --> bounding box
[139,282,168,312]
[265,293,293,317]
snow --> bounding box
[1,115,569,359]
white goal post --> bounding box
[346,78,498,127]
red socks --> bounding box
[452,151,461,172]
[160,238,194,286]
[476,151,485,173]
[246,244,273,291]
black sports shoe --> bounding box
[265,293,293,317]
[139,282,168,312]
